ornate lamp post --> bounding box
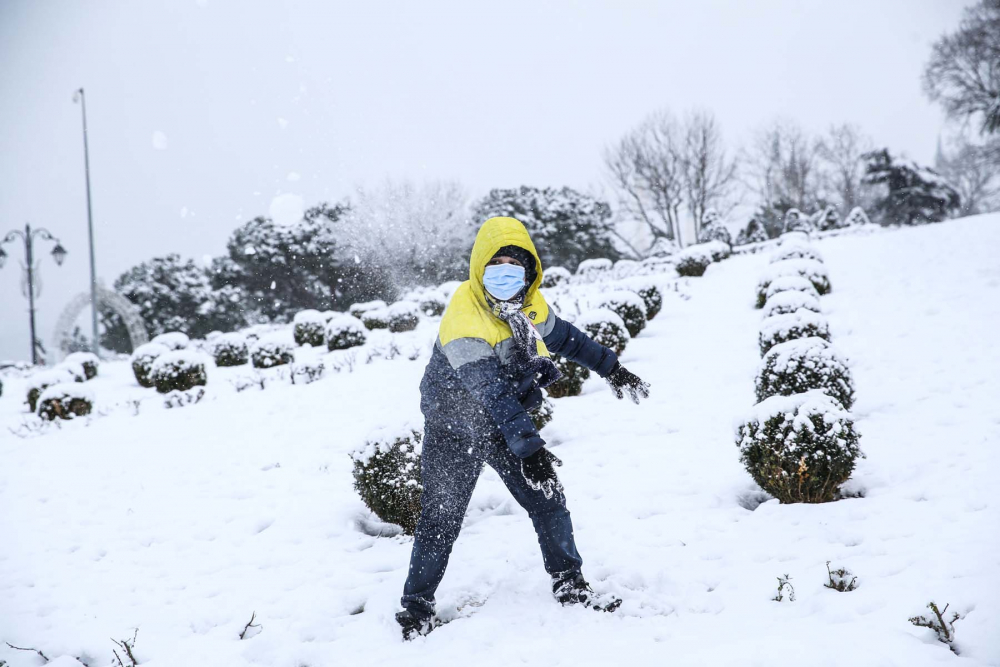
[0,224,68,364]
[73,87,100,358]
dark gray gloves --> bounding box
[521,447,564,499]
[606,362,650,404]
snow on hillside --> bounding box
[1,216,998,666]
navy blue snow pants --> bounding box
[400,423,583,618]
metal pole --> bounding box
[78,88,100,358]
[25,223,37,365]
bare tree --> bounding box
[604,111,685,244]
[743,119,825,214]
[682,110,739,237]
[935,132,1000,215]
[923,0,1000,134]
[817,123,875,213]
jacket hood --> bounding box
[469,217,544,306]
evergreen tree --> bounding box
[862,149,961,225]
[470,186,620,271]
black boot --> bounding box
[552,571,622,612]
[396,609,436,640]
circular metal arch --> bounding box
[53,285,148,360]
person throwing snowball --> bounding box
[396,216,650,640]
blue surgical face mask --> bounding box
[483,264,526,301]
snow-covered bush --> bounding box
[577,308,630,356]
[783,208,813,234]
[541,266,571,288]
[816,206,842,232]
[151,351,208,394]
[58,361,87,384]
[349,300,388,319]
[845,206,872,227]
[531,397,555,431]
[756,337,855,409]
[291,359,325,385]
[735,390,863,503]
[735,216,769,246]
[628,281,663,320]
[596,291,647,338]
[756,262,829,308]
[326,314,367,350]
[761,290,823,319]
[759,309,831,356]
[131,342,170,388]
[546,355,590,399]
[388,301,421,333]
[698,209,733,246]
[151,331,190,351]
[419,294,446,317]
[675,245,714,277]
[768,258,832,296]
[648,236,680,257]
[212,332,249,367]
[293,309,326,347]
[351,426,423,535]
[321,310,339,323]
[758,275,821,309]
[361,307,391,330]
[770,243,824,265]
[576,258,613,282]
[640,255,675,275]
[64,352,99,380]
[703,240,731,262]
[163,387,206,409]
[251,332,295,369]
[26,367,82,412]
[36,382,94,421]
[613,259,641,280]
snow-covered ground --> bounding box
[2,215,998,666]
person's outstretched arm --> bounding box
[439,337,544,458]
[538,312,618,376]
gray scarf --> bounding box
[487,294,562,389]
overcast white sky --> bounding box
[0,0,968,361]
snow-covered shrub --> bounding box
[36,382,94,421]
[351,426,423,535]
[735,216,769,246]
[26,367,82,412]
[541,266,571,288]
[675,245,714,277]
[756,337,854,409]
[703,240,731,262]
[291,359,325,384]
[909,602,962,650]
[758,275,821,309]
[816,206,841,232]
[163,387,205,409]
[419,294,447,317]
[698,209,733,246]
[756,263,829,308]
[576,258,613,282]
[151,331,190,351]
[761,290,822,319]
[212,332,249,367]
[531,397,555,431]
[735,390,863,503]
[577,308,630,356]
[361,307,391,330]
[546,355,590,398]
[596,291,647,338]
[783,208,813,234]
[64,352,99,380]
[759,309,831,356]
[613,259,641,280]
[825,562,859,592]
[293,309,326,347]
[845,206,871,227]
[326,314,367,350]
[349,299,388,319]
[251,332,295,368]
[648,236,679,257]
[131,342,170,388]
[57,361,87,384]
[388,301,421,333]
[628,281,663,320]
[151,351,208,394]
[770,243,824,265]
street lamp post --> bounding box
[0,224,68,365]
[73,87,100,358]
